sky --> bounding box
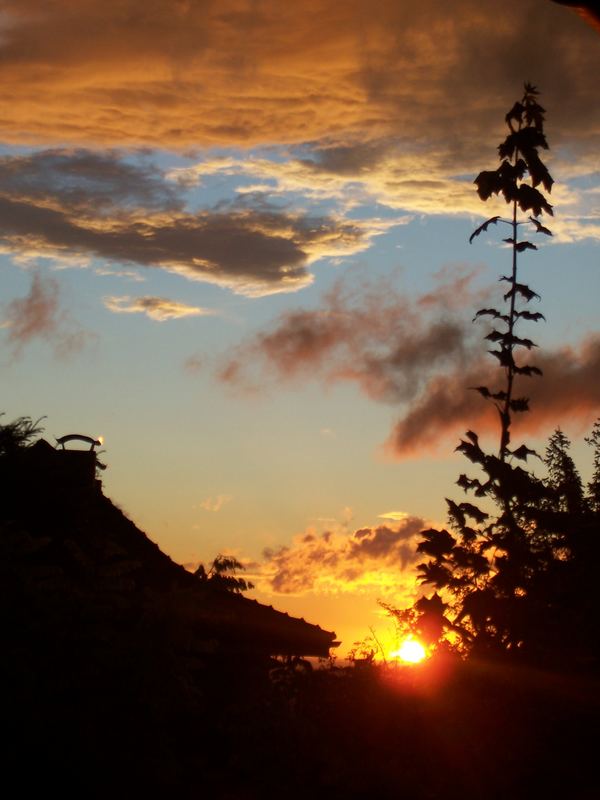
[1,0,599,656]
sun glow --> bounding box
[390,638,427,664]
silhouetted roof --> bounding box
[191,589,338,657]
[4,438,338,659]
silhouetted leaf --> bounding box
[515,241,537,252]
[524,150,553,192]
[517,184,553,216]
[510,444,540,461]
[503,281,540,302]
[528,216,552,236]
[459,526,480,544]
[509,397,530,413]
[459,502,489,524]
[455,439,486,466]
[514,364,543,377]
[507,334,537,349]
[505,101,524,130]
[474,170,502,201]
[456,473,483,493]
[452,547,489,574]
[417,561,451,589]
[417,528,456,559]
[489,349,513,368]
[516,310,545,322]
[415,592,447,616]
[469,215,501,244]
[473,308,505,322]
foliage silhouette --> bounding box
[585,418,600,511]
[0,412,45,456]
[194,553,254,593]
[544,427,585,514]
[387,87,600,669]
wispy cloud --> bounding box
[217,268,600,457]
[218,267,486,402]
[103,295,212,321]
[378,511,410,521]
[1,272,92,358]
[199,494,232,512]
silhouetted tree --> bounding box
[544,427,585,514]
[0,413,45,457]
[194,554,254,593]
[585,418,600,512]
[387,87,599,668]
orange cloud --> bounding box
[0,1,598,155]
[261,515,426,595]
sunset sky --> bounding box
[2,0,599,654]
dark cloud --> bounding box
[387,336,600,456]
[264,515,426,594]
[1,272,91,358]
[297,140,393,176]
[0,149,180,213]
[218,268,485,399]
[0,152,378,295]
[218,270,600,457]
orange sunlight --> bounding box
[389,638,427,665]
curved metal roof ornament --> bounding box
[55,434,103,451]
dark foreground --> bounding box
[2,436,597,799]
[4,637,598,799]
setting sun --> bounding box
[390,639,427,664]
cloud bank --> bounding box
[0,150,392,296]
[1,1,598,155]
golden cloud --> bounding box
[103,295,211,321]
[261,515,427,595]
